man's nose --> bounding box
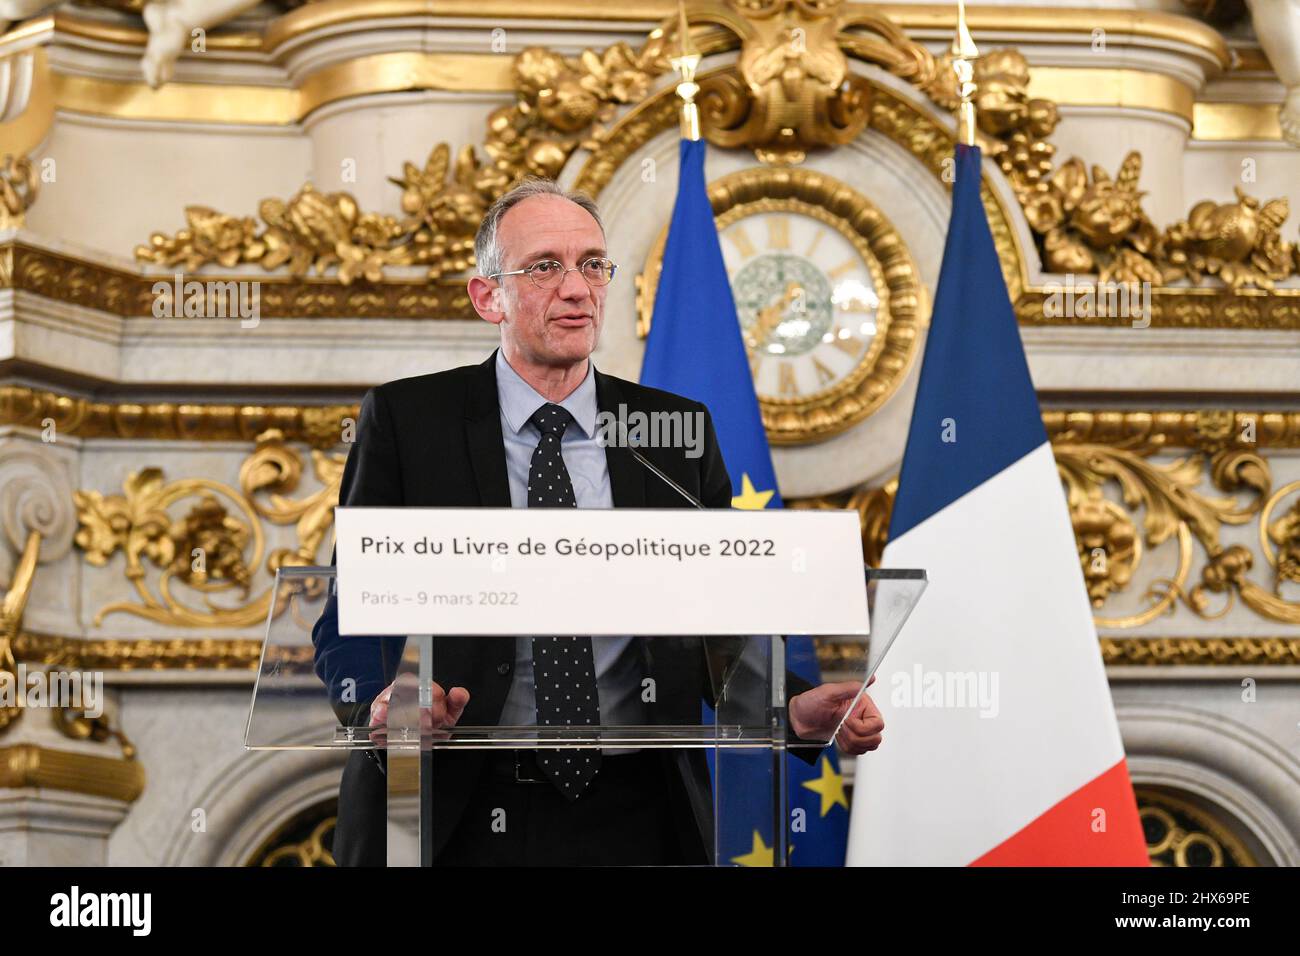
[557,267,591,300]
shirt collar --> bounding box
[495,347,598,439]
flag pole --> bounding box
[952,0,980,147]
[670,1,702,142]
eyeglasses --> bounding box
[488,257,618,290]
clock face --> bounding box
[720,211,881,402]
[637,168,924,445]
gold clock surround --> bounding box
[636,166,926,445]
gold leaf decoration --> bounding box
[0,154,40,230]
[791,416,1300,626]
[133,24,673,285]
[74,431,343,628]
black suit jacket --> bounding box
[312,348,821,865]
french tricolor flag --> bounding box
[846,145,1148,866]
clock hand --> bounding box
[745,280,804,354]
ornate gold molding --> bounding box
[1193,102,1284,142]
[0,382,358,447]
[1019,286,1300,329]
[0,742,144,802]
[1101,636,1300,667]
[18,629,1297,673]
[20,390,1300,450]
[1,240,474,319]
[0,4,1281,323]
[795,410,1300,628]
[7,47,1242,135]
[132,2,998,288]
[14,630,268,670]
[0,48,54,160]
[73,430,343,628]
[135,143,497,285]
[0,155,39,230]
[260,3,1231,68]
[1028,67,1194,124]
[576,62,1031,298]
[19,629,1294,673]
[1043,410,1300,449]
[0,530,41,736]
[815,635,1300,670]
[51,71,299,126]
[45,400,1300,655]
[1056,443,1273,626]
[1022,151,1296,291]
[134,25,675,282]
[2,4,1231,71]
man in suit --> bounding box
[312,177,886,866]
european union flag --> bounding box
[639,138,850,866]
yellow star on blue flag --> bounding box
[730,831,774,868]
[802,755,849,817]
[731,473,775,510]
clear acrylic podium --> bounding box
[246,565,926,866]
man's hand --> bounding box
[788,675,884,756]
[368,674,470,746]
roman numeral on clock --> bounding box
[779,362,799,396]
[726,225,757,259]
[829,327,861,357]
[767,216,789,250]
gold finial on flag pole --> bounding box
[952,0,980,147]
[670,1,702,141]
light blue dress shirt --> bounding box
[494,348,647,748]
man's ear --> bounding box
[468,275,506,325]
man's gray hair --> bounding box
[474,177,605,278]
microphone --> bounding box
[608,417,707,510]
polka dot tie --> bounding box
[527,403,601,800]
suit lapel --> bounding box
[595,367,647,509]
[464,348,513,508]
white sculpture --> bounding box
[0,0,260,89]
[140,0,261,88]
[1248,0,1300,145]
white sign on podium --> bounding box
[334,507,868,637]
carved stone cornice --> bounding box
[3,4,1232,71]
